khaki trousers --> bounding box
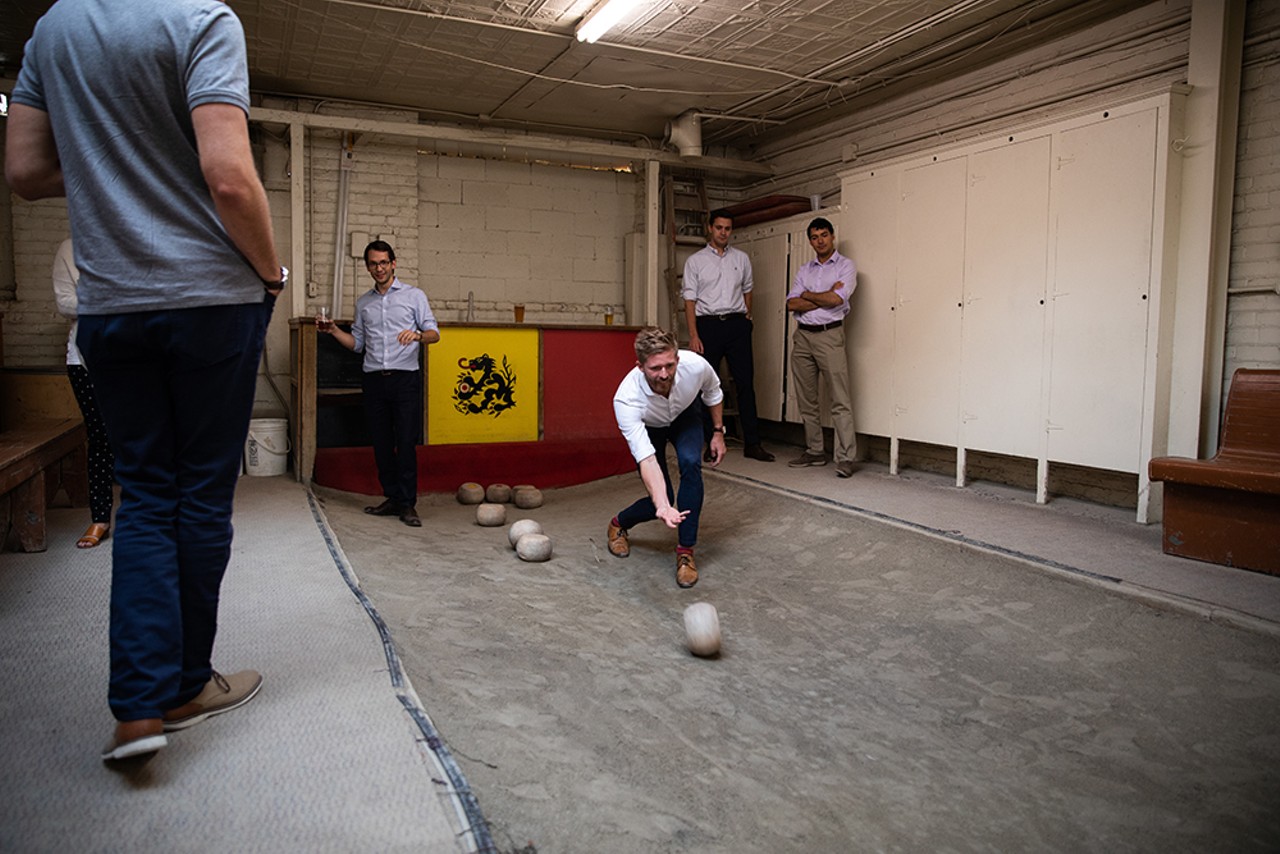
[791,326,856,463]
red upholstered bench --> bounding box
[1148,369,1280,575]
[0,418,89,552]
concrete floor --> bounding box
[318,452,1280,853]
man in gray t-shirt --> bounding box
[7,0,285,764]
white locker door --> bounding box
[1046,109,1157,472]
[894,156,967,446]
[740,233,789,422]
[960,137,1051,458]
[842,172,900,437]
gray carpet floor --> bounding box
[0,475,473,854]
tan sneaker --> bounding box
[676,552,698,588]
[162,670,263,732]
[102,718,167,762]
[607,520,630,558]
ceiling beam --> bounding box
[249,106,774,178]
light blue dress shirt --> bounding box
[351,278,439,372]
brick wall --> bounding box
[2,197,71,369]
[417,154,639,326]
[1225,0,1280,380]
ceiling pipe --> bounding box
[666,110,702,157]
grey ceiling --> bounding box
[4,0,1150,155]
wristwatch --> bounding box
[712,426,726,434]
[263,266,289,290]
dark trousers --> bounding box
[362,369,421,508]
[616,402,704,548]
[67,363,115,524]
[695,313,761,445]
[78,294,274,721]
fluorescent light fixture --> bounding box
[575,0,641,43]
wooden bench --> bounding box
[1148,368,1280,575]
[0,418,89,553]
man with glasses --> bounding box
[322,241,439,526]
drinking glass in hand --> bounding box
[317,307,334,332]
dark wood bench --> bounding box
[1148,368,1280,575]
[0,418,89,552]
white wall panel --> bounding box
[960,137,1051,458]
[739,233,790,422]
[842,175,899,437]
[1046,110,1158,471]
[893,157,967,446]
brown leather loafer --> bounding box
[400,506,422,527]
[676,552,698,588]
[607,520,630,557]
[364,499,401,516]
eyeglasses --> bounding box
[366,260,392,269]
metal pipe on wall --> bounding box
[330,134,354,320]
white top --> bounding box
[51,238,82,366]
[613,350,724,463]
[680,244,753,315]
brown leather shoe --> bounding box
[400,506,422,527]
[364,498,401,516]
[743,443,775,462]
[676,552,698,588]
[607,520,630,557]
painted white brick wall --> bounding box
[1225,0,1280,379]
[419,156,639,325]
[2,197,72,369]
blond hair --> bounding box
[634,327,678,363]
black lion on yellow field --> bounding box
[453,353,516,416]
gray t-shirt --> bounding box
[11,0,263,314]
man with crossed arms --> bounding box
[786,217,858,478]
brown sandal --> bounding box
[77,523,111,549]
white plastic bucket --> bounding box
[244,418,290,476]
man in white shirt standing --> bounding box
[682,209,775,463]
[606,327,726,588]
[786,217,858,477]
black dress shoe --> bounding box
[743,444,775,462]
[364,499,401,516]
[399,507,422,527]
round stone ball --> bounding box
[683,602,721,657]
[456,482,485,505]
[508,518,544,548]
[476,503,507,527]
[513,487,544,509]
[516,533,553,562]
[486,483,513,503]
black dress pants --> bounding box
[362,369,421,508]
[695,313,762,446]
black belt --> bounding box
[698,312,746,321]
[798,320,844,332]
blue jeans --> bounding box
[78,295,274,721]
[616,402,704,549]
